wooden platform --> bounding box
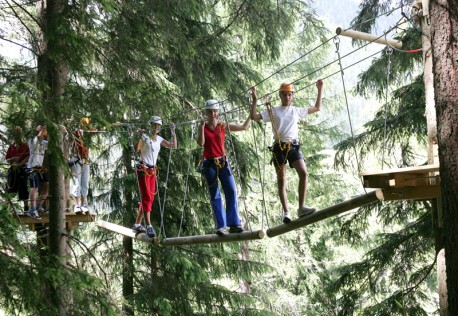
[14,212,96,231]
[359,164,440,201]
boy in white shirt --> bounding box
[250,80,323,223]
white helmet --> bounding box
[148,115,162,125]
[204,99,219,110]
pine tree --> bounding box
[326,0,447,314]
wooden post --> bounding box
[97,220,159,245]
[336,27,402,48]
[162,230,265,247]
[267,190,382,238]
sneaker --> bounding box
[80,205,89,214]
[74,205,82,214]
[31,210,41,220]
[37,206,48,215]
[215,227,228,236]
[146,225,156,238]
[229,226,244,233]
[131,224,146,233]
[298,205,316,218]
[282,212,291,224]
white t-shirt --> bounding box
[27,136,48,168]
[139,134,163,166]
[261,105,308,142]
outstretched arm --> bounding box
[228,115,251,132]
[161,123,177,149]
[250,87,263,121]
[308,80,323,114]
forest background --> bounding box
[0,0,455,315]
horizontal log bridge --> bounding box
[162,230,265,247]
[336,27,402,48]
[96,220,159,245]
[267,190,382,238]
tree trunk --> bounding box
[415,1,447,314]
[430,0,458,315]
[37,0,69,313]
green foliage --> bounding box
[334,75,427,171]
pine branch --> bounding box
[4,0,40,52]
[0,34,34,54]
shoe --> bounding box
[229,226,243,233]
[31,210,41,220]
[25,210,41,220]
[146,225,156,238]
[215,228,228,236]
[80,205,89,214]
[282,212,291,224]
[74,205,82,214]
[131,224,146,233]
[37,206,48,215]
[298,205,316,218]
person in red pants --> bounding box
[131,116,176,238]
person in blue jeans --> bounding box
[197,99,251,236]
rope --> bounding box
[381,47,393,169]
[177,123,196,237]
[334,36,368,193]
[127,125,141,198]
[163,5,406,124]
[158,145,173,238]
[251,119,269,229]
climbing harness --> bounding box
[264,95,291,177]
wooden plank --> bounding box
[363,174,391,188]
[359,164,439,177]
[377,185,441,201]
[360,164,440,188]
[96,220,159,245]
[267,190,382,238]
[14,212,96,225]
[162,230,265,247]
[393,172,430,187]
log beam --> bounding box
[336,27,403,48]
[162,230,265,247]
[267,190,382,238]
[96,220,159,245]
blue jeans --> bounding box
[203,158,241,229]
